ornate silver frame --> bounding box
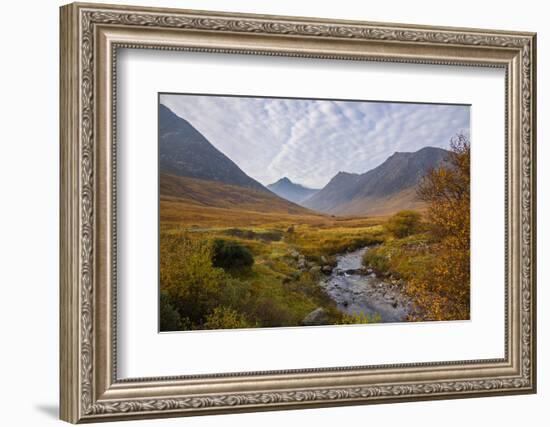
[60,2,537,423]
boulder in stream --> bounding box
[321,265,333,275]
[345,268,364,275]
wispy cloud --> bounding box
[160,94,470,188]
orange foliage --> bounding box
[408,134,470,321]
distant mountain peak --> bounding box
[267,177,319,205]
[274,177,292,184]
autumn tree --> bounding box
[409,134,470,320]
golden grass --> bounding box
[158,179,422,330]
[161,197,386,229]
[161,173,313,215]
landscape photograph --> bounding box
[158,93,471,332]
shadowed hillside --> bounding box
[303,146,449,215]
[159,104,319,217]
[159,103,266,191]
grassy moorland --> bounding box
[159,138,470,331]
[160,196,388,331]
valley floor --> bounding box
[159,196,457,331]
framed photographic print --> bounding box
[60,2,537,423]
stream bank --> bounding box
[320,247,412,322]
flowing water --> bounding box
[321,247,411,322]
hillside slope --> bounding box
[159,103,266,191]
[267,177,319,204]
[303,146,449,216]
[160,173,315,215]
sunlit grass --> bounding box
[159,202,389,331]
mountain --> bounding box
[303,146,449,216]
[160,174,314,215]
[159,103,266,191]
[158,104,315,216]
[267,177,319,204]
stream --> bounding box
[320,247,411,322]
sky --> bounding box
[160,94,470,189]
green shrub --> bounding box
[212,239,254,271]
[203,306,251,330]
[223,228,283,242]
[217,277,253,314]
[249,298,293,327]
[159,291,182,331]
[385,210,422,238]
[362,249,390,272]
[223,228,256,240]
[256,230,284,242]
[160,234,227,326]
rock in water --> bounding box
[302,308,329,326]
[322,265,333,274]
[345,268,363,275]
